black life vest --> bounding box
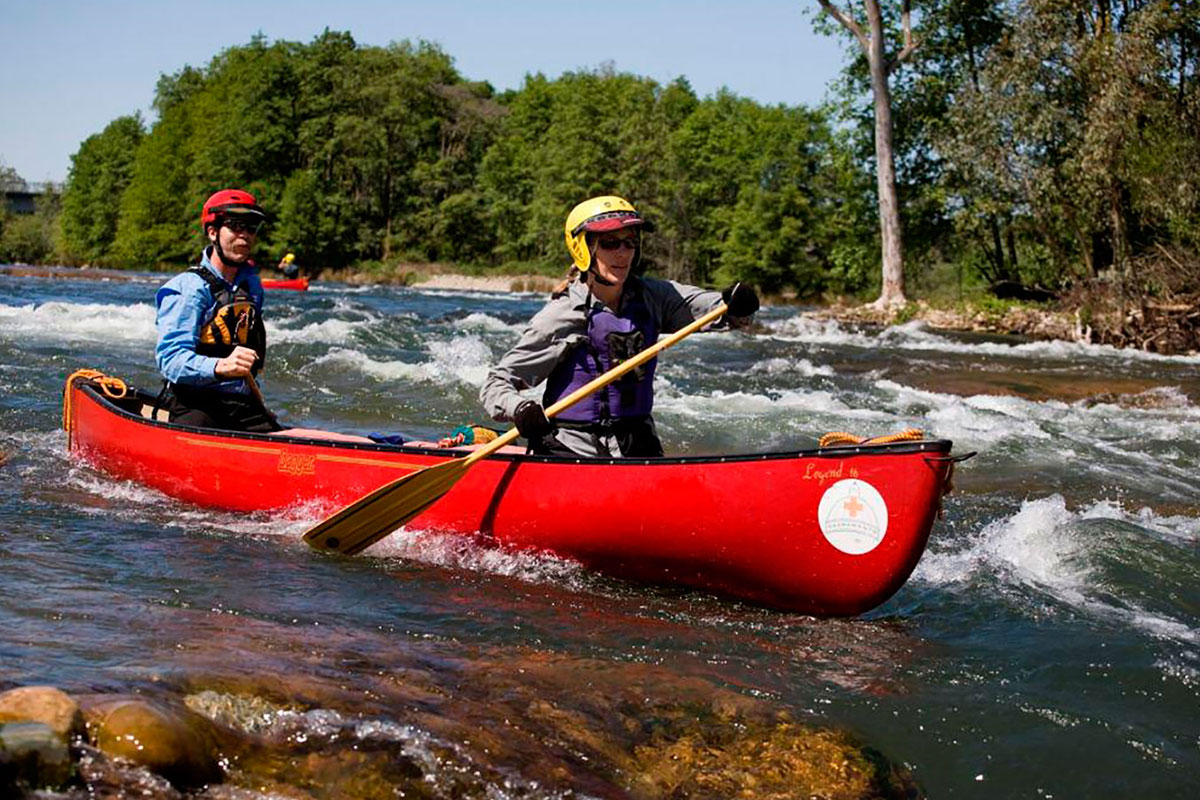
[188,265,266,375]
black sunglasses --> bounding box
[596,237,638,251]
[223,218,263,235]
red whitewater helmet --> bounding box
[201,189,266,230]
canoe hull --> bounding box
[261,277,309,291]
[65,377,957,615]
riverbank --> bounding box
[316,264,1094,345]
[315,262,563,294]
[4,262,1194,354]
[814,298,1084,344]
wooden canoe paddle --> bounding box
[302,302,731,555]
[244,373,281,430]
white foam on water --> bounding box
[410,285,539,303]
[307,336,492,387]
[766,314,1200,364]
[61,468,177,511]
[875,380,1057,445]
[653,385,896,428]
[267,314,380,345]
[1080,501,1200,544]
[424,336,494,386]
[308,348,426,382]
[749,357,837,378]
[451,312,523,334]
[765,315,877,348]
[917,494,1090,593]
[872,381,1200,478]
[309,283,372,294]
[0,301,157,344]
[364,528,585,587]
[916,495,1198,647]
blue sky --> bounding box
[0,1,848,183]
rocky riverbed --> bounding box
[1,672,919,799]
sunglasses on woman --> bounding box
[596,237,638,251]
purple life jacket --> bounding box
[543,289,658,424]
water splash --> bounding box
[305,336,492,387]
[766,315,1200,364]
[0,301,157,344]
[916,495,1199,648]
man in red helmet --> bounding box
[153,189,284,432]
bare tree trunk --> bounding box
[816,0,916,308]
[867,11,906,307]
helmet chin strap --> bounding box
[588,239,619,289]
[588,270,617,287]
[210,222,248,268]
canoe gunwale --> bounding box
[73,382,954,466]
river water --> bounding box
[1,269,1197,798]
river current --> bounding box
[1,269,1197,797]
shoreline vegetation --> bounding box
[4,13,1197,354]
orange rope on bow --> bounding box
[819,427,924,448]
[62,369,128,435]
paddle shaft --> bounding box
[462,301,730,466]
[244,373,281,429]
[303,301,730,554]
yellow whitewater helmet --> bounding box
[282,253,295,264]
[564,195,654,271]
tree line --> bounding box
[5,1,1198,306]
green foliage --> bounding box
[61,114,144,263]
[44,31,874,297]
[0,214,52,263]
[810,0,1200,299]
[0,188,60,264]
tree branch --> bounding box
[816,0,869,52]
[887,0,919,73]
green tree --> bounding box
[61,114,145,263]
[939,0,1200,284]
[717,104,875,296]
[0,185,60,264]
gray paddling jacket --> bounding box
[480,275,744,457]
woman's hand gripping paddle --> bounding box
[302,303,731,555]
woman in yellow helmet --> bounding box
[480,195,759,457]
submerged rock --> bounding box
[0,720,73,790]
[79,695,223,788]
[630,719,919,800]
[0,685,85,743]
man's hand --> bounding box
[214,345,258,378]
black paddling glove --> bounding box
[722,282,760,318]
[513,400,554,441]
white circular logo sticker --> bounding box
[818,478,889,555]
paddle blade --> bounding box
[303,458,469,555]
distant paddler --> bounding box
[278,252,300,279]
[153,189,284,433]
[480,195,760,457]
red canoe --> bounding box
[62,371,965,615]
[261,276,309,291]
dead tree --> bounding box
[816,0,917,308]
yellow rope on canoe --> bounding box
[62,368,128,434]
[819,427,924,448]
